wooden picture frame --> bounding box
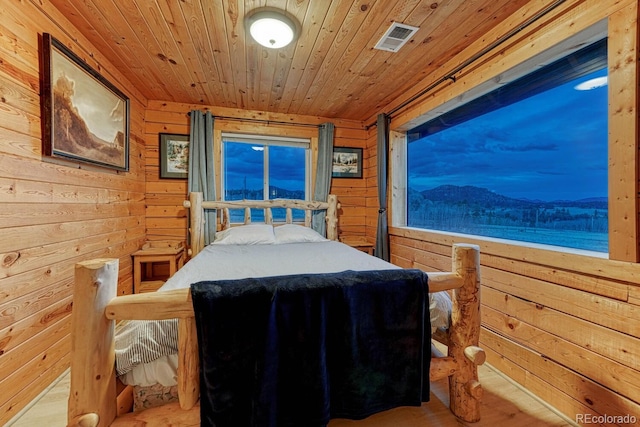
[160,133,189,179]
[332,147,363,178]
[40,33,130,171]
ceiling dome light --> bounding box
[245,8,299,49]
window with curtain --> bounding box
[406,37,608,253]
[222,133,311,222]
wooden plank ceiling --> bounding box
[48,0,529,122]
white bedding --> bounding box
[160,241,398,291]
[118,240,451,387]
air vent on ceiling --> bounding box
[374,22,419,52]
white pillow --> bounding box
[212,224,275,245]
[274,224,328,244]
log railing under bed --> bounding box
[67,193,483,426]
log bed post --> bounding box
[177,317,200,409]
[326,194,338,240]
[448,243,483,422]
[188,192,205,257]
[68,259,119,427]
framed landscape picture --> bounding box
[332,147,363,178]
[40,33,130,171]
[160,133,189,179]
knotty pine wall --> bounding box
[2,0,637,425]
[375,0,640,423]
[363,127,384,243]
[0,1,147,424]
[144,101,370,247]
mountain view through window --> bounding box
[407,40,608,253]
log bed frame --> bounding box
[67,192,484,426]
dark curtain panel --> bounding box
[312,122,335,236]
[188,110,216,244]
[375,114,390,261]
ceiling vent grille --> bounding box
[374,22,419,52]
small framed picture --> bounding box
[159,133,189,179]
[332,147,363,178]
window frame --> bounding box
[220,132,312,202]
[390,20,638,260]
[405,42,608,253]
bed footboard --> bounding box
[68,244,483,426]
[68,259,201,427]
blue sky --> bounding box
[223,69,608,203]
[408,68,608,202]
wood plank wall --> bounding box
[0,1,147,424]
[390,229,640,420]
[363,127,382,244]
[379,0,640,423]
[1,0,636,425]
[144,101,369,247]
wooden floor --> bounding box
[9,358,576,427]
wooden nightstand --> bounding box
[339,236,375,256]
[132,241,185,293]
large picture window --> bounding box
[407,38,608,253]
[222,133,311,222]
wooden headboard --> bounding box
[183,192,339,256]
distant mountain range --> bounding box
[417,185,607,209]
[226,186,305,200]
[227,184,607,210]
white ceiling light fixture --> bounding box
[245,8,300,49]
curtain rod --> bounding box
[365,0,568,130]
[187,112,321,128]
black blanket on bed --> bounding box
[190,269,430,427]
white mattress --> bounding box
[119,241,451,386]
[157,241,399,291]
